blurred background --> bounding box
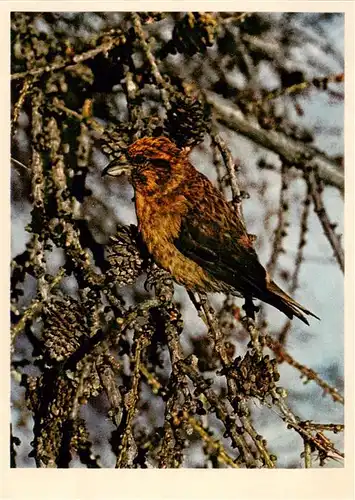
[11,12,344,468]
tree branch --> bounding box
[206,91,344,191]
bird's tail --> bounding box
[265,280,320,325]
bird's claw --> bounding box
[243,298,259,321]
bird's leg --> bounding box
[242,298,263,359]
[243,297,259,321]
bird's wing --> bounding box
[174,200,268,298]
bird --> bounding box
[102,136,319,325]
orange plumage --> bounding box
[102,136,319,325]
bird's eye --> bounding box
[150,158,171,169]
[134,154,146,164]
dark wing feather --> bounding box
[174,204,268,298]
[169,166,318,325]
[174,204,319,324]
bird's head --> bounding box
[102,136,189,194]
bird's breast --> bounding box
[134,190,218,292]
[135,190,186,242]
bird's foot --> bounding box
[243,297,259,321]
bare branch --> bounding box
[206,91,344,191]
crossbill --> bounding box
[102,136,318,325]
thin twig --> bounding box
[130,13,171,109]
[265,334,344,404]
[11,31,126,81]
[115,332,145,468]
[177,410,240,468]
[291,184,312,294]
[188,294,273,467]
[179,359,258,467]
[12,77,33,135]
[52,98,105,134]
[266,163,289,277]
[11,268,65,345]
[306,169,344,272]
[304,440,312,468]
[258,73,344,105]
[206,90,344,191]
[267,390,344,461]
[210,130,247,226]
[302,422,344,433]
[141,366,239,468]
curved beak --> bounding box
[101,155,133,178]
